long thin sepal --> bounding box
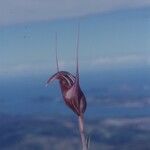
[76,23,80,83]
[55,32,59,72]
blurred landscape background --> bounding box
[0,1,150,150]
[0,67,150,150]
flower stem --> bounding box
[78,115,88,150]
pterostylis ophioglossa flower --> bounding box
[46,24,89,150]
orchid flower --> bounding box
[46,25,88,150]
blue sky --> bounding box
[0,1,150,77]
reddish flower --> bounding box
[46,25,88,150]
[46,71,87,116]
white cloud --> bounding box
[0,63,50,77]
[0,54,149,77]
[0,60,70,77]
[0,0,150,25]
[91,54,150,67]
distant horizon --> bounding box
[0,65,150,118]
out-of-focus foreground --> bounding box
[0,114,150,150]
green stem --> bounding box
[78,115,88,150]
